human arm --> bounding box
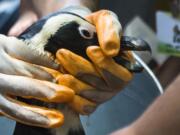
[8,0,99,36]
[111,74,180,135]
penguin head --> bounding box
[20,12,98,58]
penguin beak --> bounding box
[112,36,151,73]
[120,36,151,53]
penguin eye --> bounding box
[79,26,94,39]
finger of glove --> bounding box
[87,46,132,90]
[0,50,55,81]
[79,90,117,104]
[57,74,94,94]
[114,51,144,72]
[38,67,96,97]
[121,51,134,62]
[0,73,74,103]
[116,51,135,69]
[56,49,110,91]
[86,10,122,57]
[0,35,59,69]
[57,74,115,103]
[68,95,96,115]
[40,66,63,82]
[0,94,64,128]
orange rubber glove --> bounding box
[51,10,134,115]
[0,35,75,128]
[0,9,148,128]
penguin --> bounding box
[12,8,151,135]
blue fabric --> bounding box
[0,117,15,135]
[0,0,19,34]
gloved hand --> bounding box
[5,6,132,127]
[2,8,145,128]
[53,10,134,115]
[0,35,75,128]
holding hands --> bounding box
[1,5,150,128]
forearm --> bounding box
[62,0,99,11]
[112,74,180,135]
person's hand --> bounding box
[0,35,75,128]
[52,10,134,114]
[8,0,39,36]
[8,0,63,36]
[8,6,135,116]
[7,1,130,123]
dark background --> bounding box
[100,0,156,28]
